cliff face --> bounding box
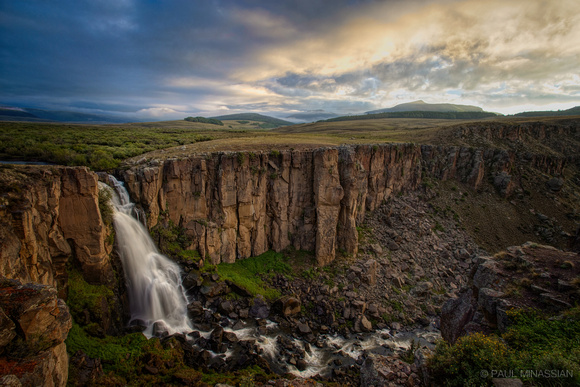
[122,143,561,266]
[0,166,113,290]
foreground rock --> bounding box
[0,277,72,387]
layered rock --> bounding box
[0,166,113,288]
[122,143,566,265]
[0,277,72,387]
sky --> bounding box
[1,0,579,121]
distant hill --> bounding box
[366,100,484,114]
[0,108,39,119]
[211,113,293,128]
[325,110,498,122]
[0,107,131,123]
[514,106,580,117]
[285,110,339,122]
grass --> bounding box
[66,268,115,322]
[215,250,291,300]
[2,115,575,170]
[428,307,580,386]
[0,121,221,170]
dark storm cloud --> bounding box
[1,0,579,117]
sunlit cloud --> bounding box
[1,0,579,119]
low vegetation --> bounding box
[0,121,215,170]
[211,250,292,300]
[184,116,223,125]
[428,307,580,386]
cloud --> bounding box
[1,0,578,117]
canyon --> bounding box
[0,118,578,386]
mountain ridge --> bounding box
[366,100,484,114]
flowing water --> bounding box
[102,176,440,376]
[102,176,192,338]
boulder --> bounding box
[546,177,564,192]
[276,296,301,317]
[249,295,270,319]
[440,289,476,344]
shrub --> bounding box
[428,333,513,386]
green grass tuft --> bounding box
[216,251,291,300]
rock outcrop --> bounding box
[122,143,559,266]
[0,277,72,387]
[440,242,580,344]
[0,166,113,290]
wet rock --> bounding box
[187,301,204,320]
[276,296,301,317]
[219,300,234,315]
[200,280,229,298]
[223,331,238,343]
[249,295,270,319]
[152,321,170,338]
[296,359,308,371]
[297,322,312,335]
[210,326,224,352]
[182,270,203,289]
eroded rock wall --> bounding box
[122,143,538,266]
[0,166,113,289]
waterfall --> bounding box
[101,176,192,338]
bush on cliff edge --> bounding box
[427,307,580,386]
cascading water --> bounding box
[102,176,192,338]
[99,176,440,377]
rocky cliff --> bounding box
[122,143,566,266]
[440,242,580,344]
[0,166,114,290]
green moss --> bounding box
[67,269,114,322]
[98,187,114,227]
[150,219,192,259]
[216,251,291,300]
[179,249,202,263]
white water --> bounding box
[102,176,192,338]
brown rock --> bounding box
[0,278,71,387]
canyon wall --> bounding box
[0,166,114,290]
[122,143,564,266]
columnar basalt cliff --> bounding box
[0,167,114,289]
[122,143,564,266]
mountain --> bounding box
[324,110,498,122]
[514,106,580,117]
[285,110,339,122]
[366,100,484,114]
[0,107,132,123]
[210,113,294,128]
